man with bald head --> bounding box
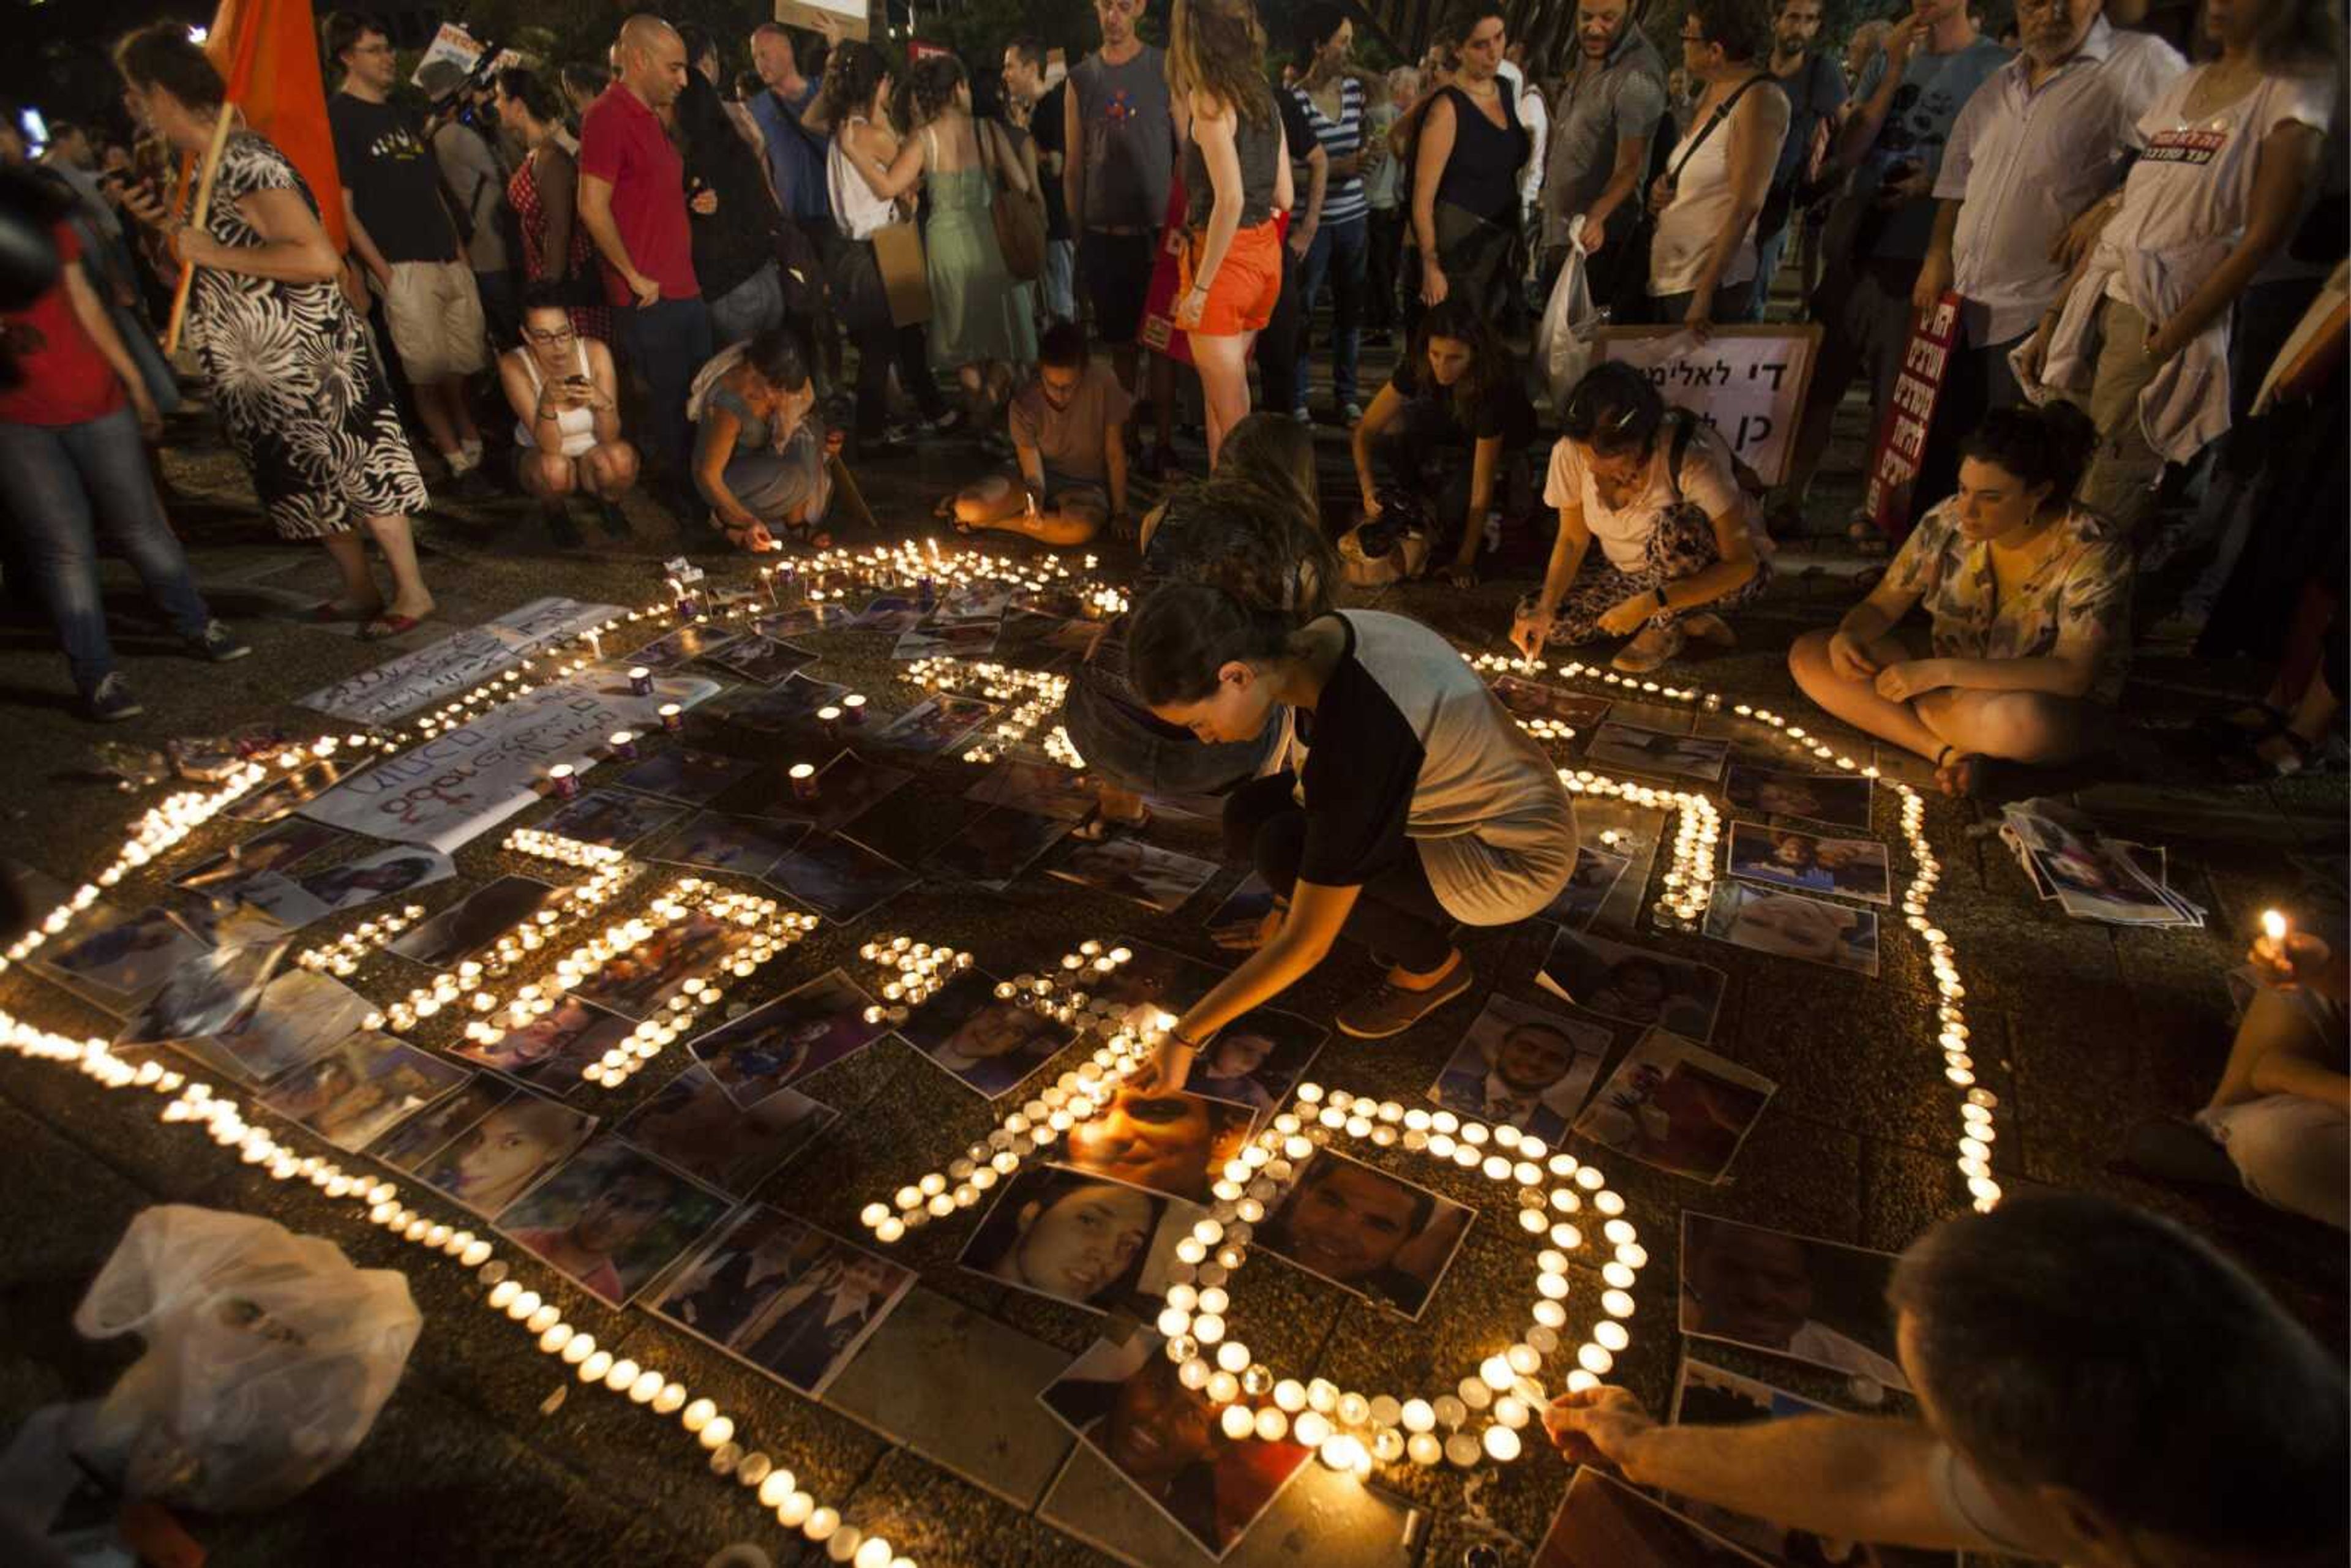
[579,15,708,519]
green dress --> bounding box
[920,126,1038,370]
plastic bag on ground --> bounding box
[69,1205,421,1512]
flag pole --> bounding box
[163,105,238,358]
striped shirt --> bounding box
[1290,76,1367,227]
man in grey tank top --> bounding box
[1064,0,1176,392]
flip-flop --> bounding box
[310,601,380,623]
[359,612,425,642]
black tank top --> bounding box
[1431,83,1528,224]
[1183,99,1281,231]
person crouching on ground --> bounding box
[945,321,1132,545]
[1787,401,2124,797]
[1512,361,1769,674]
[1547,1193,2348,1568]
[688,328,842,552]
[1126,589,1576,1059]
[497,283,639,547]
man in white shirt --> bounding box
[1550,1195,2347,1567]
[1908,0,2184,508]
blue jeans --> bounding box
[617,296,714,489]
[1746,226,1791,322]
[0,408,212,694]
[1041,239,1077,324]
[1292,214,1368,410]
[710,261,786,347]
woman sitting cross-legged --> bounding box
[1788,402,2126,798]
[1511,361,1771,674]
[1125,587,1578,1057]
[688,328,842,553]
[497,283,639,547]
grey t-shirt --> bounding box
[1009,361,1133,481]
[1071,45,1174,231]
[431,121,511,273]
[1543,26,1670,225]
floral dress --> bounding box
[1882,500,2133,703]
[185,132,425,539]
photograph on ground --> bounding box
[1539,927,1727,1040]
[1702,882,1881,977]
[1059,1088,1254,1204]
[1427,992,1611,1141]
[1254,1147,1475,1319]
[651,1205,916,1395]
[958,1163,1201,1316]
[690,969,889,1107]
[1572,1028,1777,1184]
[614,1063,838,1196]
[261,1033,469,1152]
[1722,763,1875,831]
[896,967,1075,1098]
[1725,822,1891,904]
[496,1136,732,1307]
[1677,1211,1910,1389]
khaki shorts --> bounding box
[383,258,488,383]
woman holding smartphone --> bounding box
[496,282,639,545]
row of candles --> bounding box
[898,658,1070,767]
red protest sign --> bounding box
[1862,290,1961,541]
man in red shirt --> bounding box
[579,14,709,522]
[0,210,247,719]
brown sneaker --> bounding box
[1334,958,1474,1040]
[1611,623,1685,673]
[1681,611,1735,648]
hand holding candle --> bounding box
[2251,908,2348,1001]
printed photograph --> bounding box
[1085,939,1226,1027]
[632,623,735,667]
[611,747,757,806]
[388,877,558,967]
[1181,1007,1325,1121]
[1702,882,1881,977]
[1538,927,1727,1040]
[449,996,637,1086]
[206,969,375,1084]
[964,757,1096,821]
[1532,1468,1771,1568]
[648,811,807,879]
[751,603,841,640]
[1040,1330,1313,1559]
[771,750,912,834]
[1667,1359,1960,1567]
[922,808,1074,891]
[246,845,455,928]
[847,595,924,634]
[718,672,850,736]
[1678,1211,1910,1389]
[1491,675,1612,729]
[938,582,1010,621]
[496,1136,733,1307]
[992,610,1083,665]
[960,1164,1201,1316]
[1726,822,1891,905]
[538,789,686,851]
[1572,1028,1777,1184]
[705,636,816,686]
[365,1076,509,1171]
[1541,843,1636,930]
[569,911,756,1019]
[1255,1147,1474,1319]
[613,1062,837,1196]
[1583,721,1732,783]
[37,905,209,1010]
[764,833,917,922]
[1722,763,1875,831]
[413,1087,598,1216]
[1060,1087,1254,1204]
[1202,872,1278,945]
[871,694,998,757]
[1048,838,1221,915]
[223,757,360,823]
[260,1033,468,1152]
[689,968,889,1107]
[118,936,291,1047]
[897,967,1075,1098]
[171,819,347,891]
[893,620,1001,661]
[1427,993,1611,1141]
[651,1206,915,1396]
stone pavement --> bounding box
[0,388,2340,1568]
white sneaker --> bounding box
[444,447,479,479]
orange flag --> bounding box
[204,0,345,249]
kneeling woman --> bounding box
[1788,402,2126,797]
[1513,362,1770,673]
[497,283,639,546]
[688,329,841,553]
[1127,591,1577,1067]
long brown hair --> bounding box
[1168,0,1275,129]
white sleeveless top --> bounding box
[512,340,598,457]
[830,116,899,241]
[1649,81,1788,296]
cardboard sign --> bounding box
[410,23,486,91]
[774,0,869,43]
[299,598,620,726]
[298,671,719,853]
[1862,291,1960,538]
[1592,324,1824,488]
[872,221,931,328]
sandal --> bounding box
[1071,802,1152,842]
[1933,745,1992,799]
[310,601,380,624]
[359,612,425,642]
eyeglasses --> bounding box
[524,326,577,344]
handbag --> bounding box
[978,120,1048,283]
[1607,73,1769,317]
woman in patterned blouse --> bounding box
[1788,403,2129,797]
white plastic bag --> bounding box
[71,1206,421,1511]
[1536,217,1603,413]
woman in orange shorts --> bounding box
[1169,0,1292,465]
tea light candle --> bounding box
[659,703,683,734]
[789,763,819,801]
[841,694,866,726]
[817,705,842,735]
[628,666,653,696]
[609,730,638,760]
[547,764,579,799]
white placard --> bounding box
[299,598,621,726]
[1592,324,1823,488]
[298,672,720,853]
[410,23,486,89]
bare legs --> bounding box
[320,514,435,623]
[411,378,480,465]
[1787,628,2109,787]
[949,475,1103,546]
[1191,331,1256,468]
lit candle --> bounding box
[547,764,579,800]
[659,703,683,734]
[841,694,866,726]
[789,763,819,801]
[609,730,638,760]
[817,705,842,737]
[628,666,653,696]
[2262,909,2289,949]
